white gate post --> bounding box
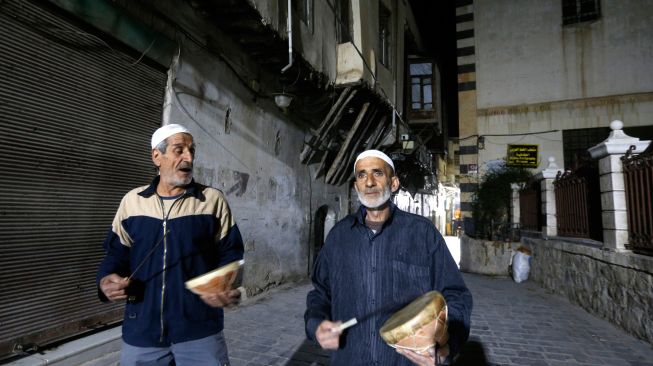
[588,120,650,251]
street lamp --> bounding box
[272,92,294,109]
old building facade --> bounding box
[455,0,653,217]
[0,0,433,358]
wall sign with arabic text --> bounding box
[507,144,539,168]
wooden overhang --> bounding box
[186,0,398,185]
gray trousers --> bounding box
[120,332,229,366]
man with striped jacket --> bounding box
[97,124,244,366]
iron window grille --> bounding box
[379,2,392,68]
[562,0,601,25]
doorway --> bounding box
[309,205,337,274]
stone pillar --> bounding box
[588,120,651,251]
[510,183,521,229]
[535,157,561,239]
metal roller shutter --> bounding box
[0,0,166,359]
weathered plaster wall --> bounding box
[370,0,412,115]
[250,0,338,80]
[475,0,653,107]
[472,0,653,172]
[165,44,348,294]
[252,0,416,116]
[475,97,653,172]
[59,0,414,294]
[524,238,653,345]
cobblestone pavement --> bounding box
[461,274,653,366]
[224,282,328,366]
[223,274,653,366]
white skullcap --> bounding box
[354,149,395,173]
[151,124,191,149]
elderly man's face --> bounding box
[354,157,399,208]
[152,133,195,188]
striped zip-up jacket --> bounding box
[97,177,244,347]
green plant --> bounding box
[472,162,533,239]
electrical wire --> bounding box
[483,129,559,137]
[455,129,560,142]
[131,37,157,65]
[484,135,528,145]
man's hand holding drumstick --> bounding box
[315,318,358,350]
[99,274,131,302]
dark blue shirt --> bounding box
[305,203,472,365]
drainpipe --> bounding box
[392,82,397,128]
[281,0,293,73]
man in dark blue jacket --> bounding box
[305,150,472,365]
[97,124,244,366]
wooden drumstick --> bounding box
[333,317,358,332]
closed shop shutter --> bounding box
[0,0,166,358]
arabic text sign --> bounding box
[507,144,538,168]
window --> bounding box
[378,2,391,68]
[299,0,314,33]
[562,0,601,25]
[337,0,351,43]
[407,59,438,122]
[410,62,433,111]
[563,125,653,168]
[562,127,609,168]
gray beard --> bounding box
[165,172,193,187]
[357,185,392,209]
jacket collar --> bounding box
[352,200,397,228]
[138,176,203,199]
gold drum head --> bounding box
[379,291,447,355]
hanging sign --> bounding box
[507,144,538,168]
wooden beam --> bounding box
[333,106,380,185]
[315,87,352,138]
[313,89,358,150]
[314,141,336,180]
[300,87,351,163]
[300,88,357,164]
[325,103,370,184]
[372,116,391,149]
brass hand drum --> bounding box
[379,291,448,355]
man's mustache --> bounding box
[178,162,193,171]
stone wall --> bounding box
[460,235,521,276]
[164,43,349,295]
[524,238,653,345]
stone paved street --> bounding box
[224,282,329,366]
[224,273,653,366]
[461,274,653,366]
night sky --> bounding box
[408,0,459,137]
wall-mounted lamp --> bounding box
[400,133,414,151]
[272,93,294,109]
[477,135,485,150]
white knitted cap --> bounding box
[151,124,191,149]
[354,149,395,173]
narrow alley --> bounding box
[222,237,653,366]
[1,1,652,365]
